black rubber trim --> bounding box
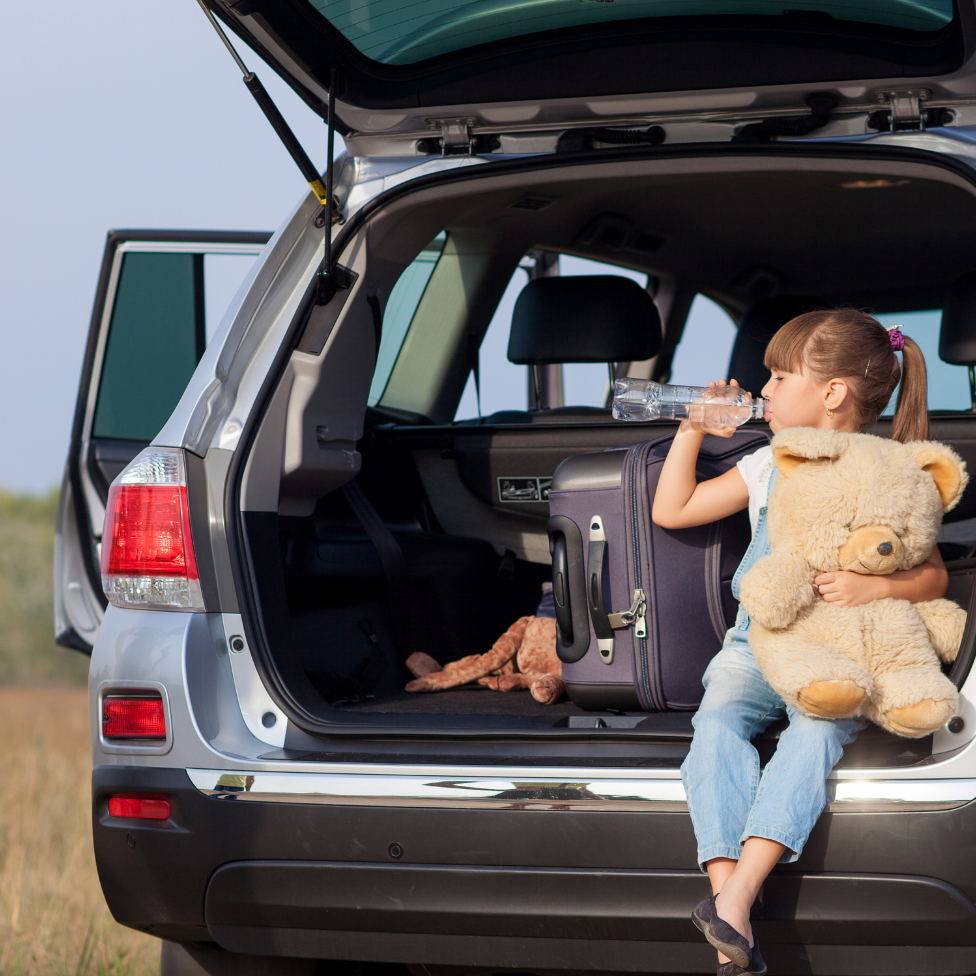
[224,142,976,741]
[185,451,220,610]
[55,625,93,655]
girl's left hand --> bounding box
[814,571,885,607]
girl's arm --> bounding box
[652,380,750,529]
[816,546,949,607]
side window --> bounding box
[876,310,971,413]
[368,233,447,406]
[92,249,260,443]
[92,253,202,442]
[668,295,738,387]
[454,254,649,419]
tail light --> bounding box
[108,794,171,820]
[101,448,204,611]
[103,695,166,738]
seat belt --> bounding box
[343,480,414,662]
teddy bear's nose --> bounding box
[877,542,893,556]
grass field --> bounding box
[0,686,159,976]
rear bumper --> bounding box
[94,765,976,974]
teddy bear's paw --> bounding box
[882,698,957,737]
[797,680,867,718]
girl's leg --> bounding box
[712,838,786,960]
[741,706,866,860]
[707,710,862,962]
[681,647,784,869]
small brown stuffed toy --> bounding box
[404,616,565,704]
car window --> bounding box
[668,295,738,387]
[876,310,972,413]
[92,253,202,442]
[310,0,952,66]
[368,232,447,407]
[454,255,649,420]
[91,250,258,442]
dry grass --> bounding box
[0,687,159,976]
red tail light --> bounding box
[103,696,166,738]
[108,794,171,820]
[100,448,204,610]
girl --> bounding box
[652,309,948,976]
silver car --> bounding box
[56,1,976,973]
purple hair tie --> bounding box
[887,325,905,352]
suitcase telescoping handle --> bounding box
[587,516,646,666]
[547,516,590,663]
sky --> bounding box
[8,4,959,493]
[0,2,742,494]
[0,2,333,493]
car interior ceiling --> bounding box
[242,157,976,760]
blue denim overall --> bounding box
[680,470,866,867]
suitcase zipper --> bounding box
[627,440,664,711]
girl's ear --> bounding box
[907,441,969,512]
[824,377,850,411]
[772,428,847,477]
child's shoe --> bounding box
[692,895,752,968]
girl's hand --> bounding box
[815,571,885,607]
[684,379,747,439]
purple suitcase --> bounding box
[547,429,769,711]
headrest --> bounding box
[727,296,819,396]
[940,272,976,366]
[507,276,662,365]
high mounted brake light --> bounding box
[101,448,205,611]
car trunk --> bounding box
[234,145,976,761]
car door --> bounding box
[55,230,270,652]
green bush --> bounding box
[0,491,88,685]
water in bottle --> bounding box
[612,378,767,428]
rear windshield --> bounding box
[310,0,954,65]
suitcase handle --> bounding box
[587,516,616,664]
[547,516,590,663]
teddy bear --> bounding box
[738,427,969,738]
[404,615,565,704]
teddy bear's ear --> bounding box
[907,442,969,512]
[771,428,847,478]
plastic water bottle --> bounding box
[612,378,767,427]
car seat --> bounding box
[941,271,976,371]
[726,296,819,397]
[485,275,662,424]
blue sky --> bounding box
[5,4,963,492]
[1,2,332,493]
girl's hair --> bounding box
[763,308,928,442]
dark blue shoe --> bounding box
[692,895,752,969]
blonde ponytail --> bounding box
[891,335,928,442]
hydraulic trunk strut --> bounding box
[194,1,338,303]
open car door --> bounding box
[55,229,270,653]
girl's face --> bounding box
[761,366,837,433]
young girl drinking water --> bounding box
[652,309,948,976]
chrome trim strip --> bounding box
[187,769,976,813]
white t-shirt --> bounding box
[735,445,774,536]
